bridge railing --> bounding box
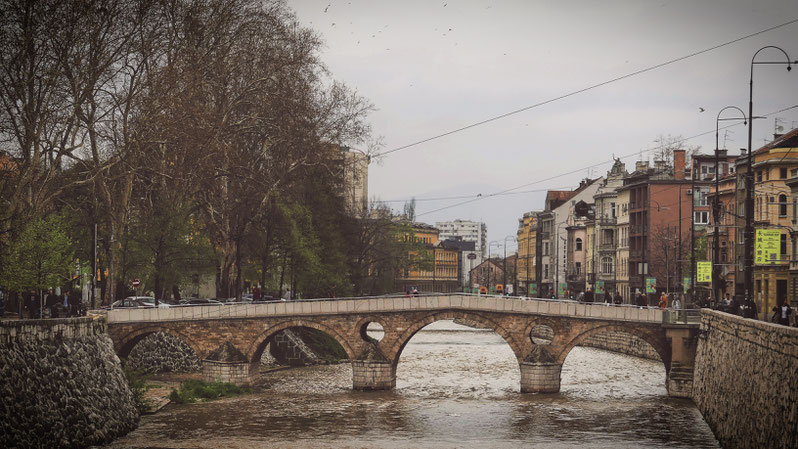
[102,292,668,324]
[662,308,702,325]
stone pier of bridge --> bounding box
[105,294,699,397]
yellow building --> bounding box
[517,211,540,295]
[397,222,460,293]
[735,128,798,317]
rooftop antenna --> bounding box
[723,129,734,149]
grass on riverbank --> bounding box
[169,379,251,404]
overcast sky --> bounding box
[287,0,798,251]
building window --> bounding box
[610,202,616,218]
[779,194,788,217]
[601,257,613,274]
[575,238,583,251]
[695,211,709,224]
[757,171,763,183]
[575,262,582,275]
[544,264,549,279]
[698,188,708,206]
[781,167,788,179]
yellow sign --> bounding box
[697,261,712,283]
[755,229,781,265]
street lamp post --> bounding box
[504,235,517,295]
[714,106,747,304]
[488,241,502,294]
[744,46,794,306]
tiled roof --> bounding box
[753,127,798,155]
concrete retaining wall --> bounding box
[693,310,798,449]
[0,317,139,448]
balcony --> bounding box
[596,217,617,226]
[598,242,616,252]
[566,273,585,282]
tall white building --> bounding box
[435,220,488,258]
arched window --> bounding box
[779,194,788,217]
[575,238,583,251]
[601,257,613,274]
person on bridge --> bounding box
[771,300,792,326]
[659,292,667,310]
[282,288,292,301]
[613,291,623,305]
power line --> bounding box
[414,104,798,218]
[375,18,798,158]
[381,186,574,204]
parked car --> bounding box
[139,297,176,308]
[180,298,222,306]
[111,297,156,309]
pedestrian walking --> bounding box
[771,300,792,326]
[68,291,79,317]
[613,291,623,305]
[659,292,667,310]
[45,288,58,318]
[282,288,292,301]
[26,290,39,319]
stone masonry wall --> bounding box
[0,317,139,449]
[693,310,798,449]
[531,327,660,361]
[127,331,201,373]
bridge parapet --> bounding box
[105,294,664,324]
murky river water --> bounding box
[105,321,718,448]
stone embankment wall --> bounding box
[529,326,660,360]
[127,332,201,372]
[693,310,797,449]
[579,332,661,360]
[0,317,139,449]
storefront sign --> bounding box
[755,229,781,265]
[696,261,712,283]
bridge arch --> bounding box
[246,319,358,364]
[554,324,671,372]
[387,311,525,366]
[115,326,204,361]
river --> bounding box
[104,320,719,448]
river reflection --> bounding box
[103,320,718,448]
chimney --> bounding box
[635,160,649,172]
[673,150,685,180]
[654,159,667,171]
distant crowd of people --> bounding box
[0,287,85,320]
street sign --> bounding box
[528,282,537,296]
[755,229,781,265]
[595,281,605,295]
[467,253,477,260]
[132,278,140,287]
[697,261,712,283]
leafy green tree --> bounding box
[1,214,74,292]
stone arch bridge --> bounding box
[105,294,698,397]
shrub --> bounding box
[169,379,250,404]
